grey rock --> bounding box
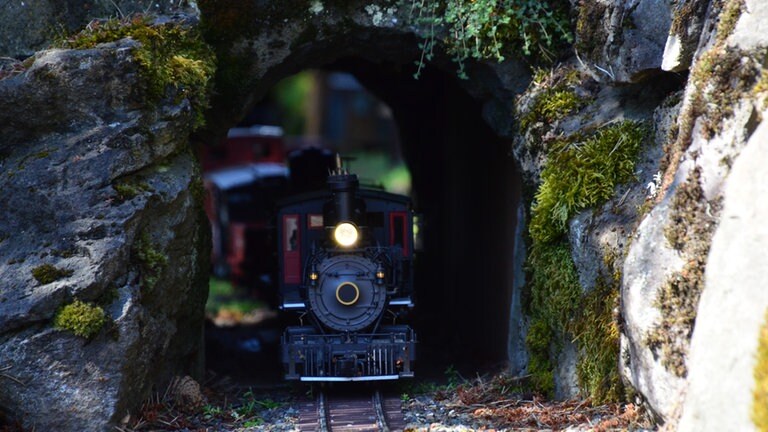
[578,0,672,83]
[677,109,768,432]
[507,202,529,375]
[730,0,768,51]
[661,0,710,73]
[554,337,580,400]
[0,38,208,431]
[620,194,686,421]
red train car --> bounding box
[201,126,290,296]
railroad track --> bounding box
[298,388,406,431]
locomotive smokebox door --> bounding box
[308,255,387,332]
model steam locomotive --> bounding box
[278,156,416,381]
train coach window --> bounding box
[284,215,301,284]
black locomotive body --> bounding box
[277,161,416,381]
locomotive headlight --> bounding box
[333,222,359,247]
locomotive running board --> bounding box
[300,375,401,382]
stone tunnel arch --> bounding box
[195,14,531,373]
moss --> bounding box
[659,43,761,194]
[31,264,73,285]
[53,300,106,339]
[572,279,622,403]
[113,181,152,202]
[520,87,583,131]
[716,0,745,44]
[52,248,78,258]
[664,168,713,250]
[526,318,556,395]
[690,47,759,139]
[134,231,168,290]
[530,121,647,243]
[32,150,51,160]
[522,114,645,400]
[670,0,710,38]
[754,309,768,431]
[525,239,624,402]
[648,168,719,377]
[524,240,581,397]
[575,1,609,60]
[58,16,216,129]
[753,70,768,108]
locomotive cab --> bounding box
[278,158,416,381]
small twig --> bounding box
[594,64,616,80]
[0,374,26,386]
[0,365,26,387]
[109,0,126,18]
[618,187,632,207]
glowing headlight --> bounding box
[333,222,359,247]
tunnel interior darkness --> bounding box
[328,57,523,371]
[205,52,523,378]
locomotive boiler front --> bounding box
[307,165,388,332]
[308,254,387,331]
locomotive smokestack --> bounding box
[327,154,359,224]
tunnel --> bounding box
[198,27,526,379]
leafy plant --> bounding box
[408,0,573,78]
[202,404,224,419]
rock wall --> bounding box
[0,32,210,431]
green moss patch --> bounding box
[57,15,216,128]
[754,309,768,431]
[520,87,584,131]
[525,240,624,401]
[571,277,622,403]
[134,231,168,290]
[54,300,106,338]
[524,240,581,396]
[522,117,645,400]
[113,181,152,202]
[530,121,647,243]
[32,264,73,285]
